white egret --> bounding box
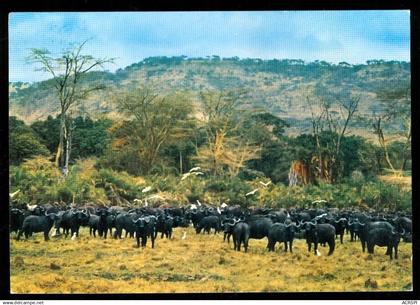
[181,172,191,180]
[27,204,37,211]
[245,189,259,196]
[142,186,152,193]
[9,190,20,199]
[312,199,327,204]
[259,181,272,187]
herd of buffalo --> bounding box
[9,202,412,259]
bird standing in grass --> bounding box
[71,232,77,241]
[182,231,187,240]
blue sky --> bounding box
[9,11,410,83]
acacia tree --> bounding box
[28,40,114,176]
[195,89,261,176]
[371,80,411,174]
[305,84,360,183]
[110,87,193,175]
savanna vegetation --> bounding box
[9,42,412,293]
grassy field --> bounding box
[10,227,412,294]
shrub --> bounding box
[9,157,411,212]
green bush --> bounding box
[9,157,411,212]
[256,179,411,212]
[97,168,146,201]
[201,176,252,206]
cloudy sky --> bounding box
[9,11,410,83]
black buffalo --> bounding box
[303,221,336,256]
[96,208,110,238]
[223,205,244,218]
[366,227,403,260]
[10,208,25,234]
[267,222,296,253]
[292,211,311,223]
[232,221,250,252]
[133,215,157,248]
[156,214,174,239]
[164,207,184,218]
[196,216,221,234]
[113,212,138,239]
[173,216,189,228]
[246,216,273,240]
[222,217,237,243]
[186,209,206,228]
[392,216,412,241]
[359,221,394,253]
[327,217,347,244]
[348,219,364,242]
[106,214,116,236]
[17,212,58,241]
[60,209,90,237]
[88,215,100,237]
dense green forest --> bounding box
[9,53,411,211]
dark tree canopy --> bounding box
[9,117,50,165]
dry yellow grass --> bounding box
[379,174,412,191]
[10,227,412,294]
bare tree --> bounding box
[28,40,114,175]
[306,85,360,182]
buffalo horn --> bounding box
[335,218,347,223]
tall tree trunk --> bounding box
[55,115,65,169]
[400,121,411,172]
[179,150,183,174]
[374,118,396,173]
[63,122,73,177]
